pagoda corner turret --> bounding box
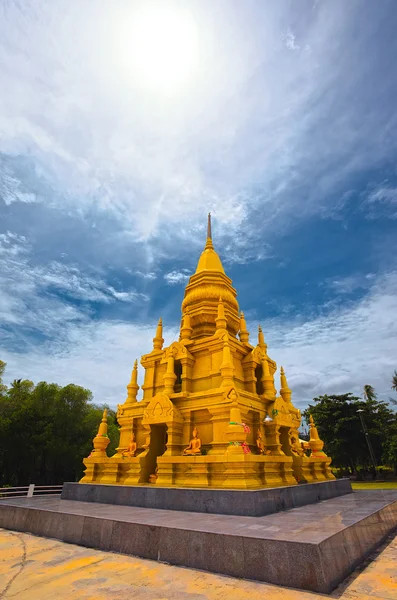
[79,214,336,489]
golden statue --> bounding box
[183,428,202,455]
[122,433,137,457]
[256,430,271,455]
[299,438,310,454]
[290,436,304,457]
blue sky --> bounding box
[0,0,396,410]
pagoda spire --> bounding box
[261,356,276,398]
[258,325,267,352]
[205,212,214,249]
[220,336,234,387]
[308,415,327,457]
[180,309,192,341]
[163,352,177,395]
[91,409,110,455]
[153,317,164,351]
[215,296,227,336]
[194,213,225,274]
[280,366,291,403]
[239,312,249,344]
[126,359,139,404]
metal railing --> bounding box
[0,484,63,499]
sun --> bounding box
[128,5,199,92]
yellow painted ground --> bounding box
[0,528,395,600]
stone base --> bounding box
[62,478,352,517]
[0,490,396,593]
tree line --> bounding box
[1,359,396,486]
[0,360,119,486]
[302,378,397,476]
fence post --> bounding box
[27,484,34,497]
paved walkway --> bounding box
[0,528,395,600]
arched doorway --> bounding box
[145,424,168,483]
[255,364,264,395]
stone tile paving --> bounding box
[0,528,396,600]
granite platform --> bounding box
[62,478,352,516]
[0,490,396,594]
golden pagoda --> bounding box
[81,215,334,489]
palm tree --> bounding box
[392,371,397,392]
[363,385,377,402]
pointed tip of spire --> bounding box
[102,408,107,419]
[281,366,285,374]
[258,324,266,347]
[204,212,214,250]
[219,295,223,302]
[158,317,162,325]
[134,359,138,369]
[241,311,245,318]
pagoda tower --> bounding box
[81,215,334,488]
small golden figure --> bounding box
[122,433,137,457]
[290,436,304,457]
[256,430,271,455]
[183,427,202,455]
[299,438,310,454]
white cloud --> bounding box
[1,262,396,410]
[0,321,179,407]
[134,271,157,281]
[323,273,376,295]
[259,271,397,407]
[0,164,37,205]
[283,29,300,51]
[1,1,396,259]
[164,270,191,285]
[368,185,397,205]
[0,232,147,334]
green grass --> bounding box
[351,481,397,489]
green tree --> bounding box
[392,370,397,393]
[303,392,396,473]
[363,384,377,402]
[0,360,7,396]
[382,412,397,475]
[0,362,120,486]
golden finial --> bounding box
[91,408,110,455]
[180,309,192,341]
[261,356,276,398]
[258,325,266,349]
[163,350,177,394]
[280,366,287,387]
[220,337,234,386]
[239,311,249,344]
[205,212,214,250]
[126,360,139,403]
[153,317,164,350]
[280,366,291,402]
[308,414,325,455]
[262,356,270,377]
[215,296,227,336]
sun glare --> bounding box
[128,6,199,92]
